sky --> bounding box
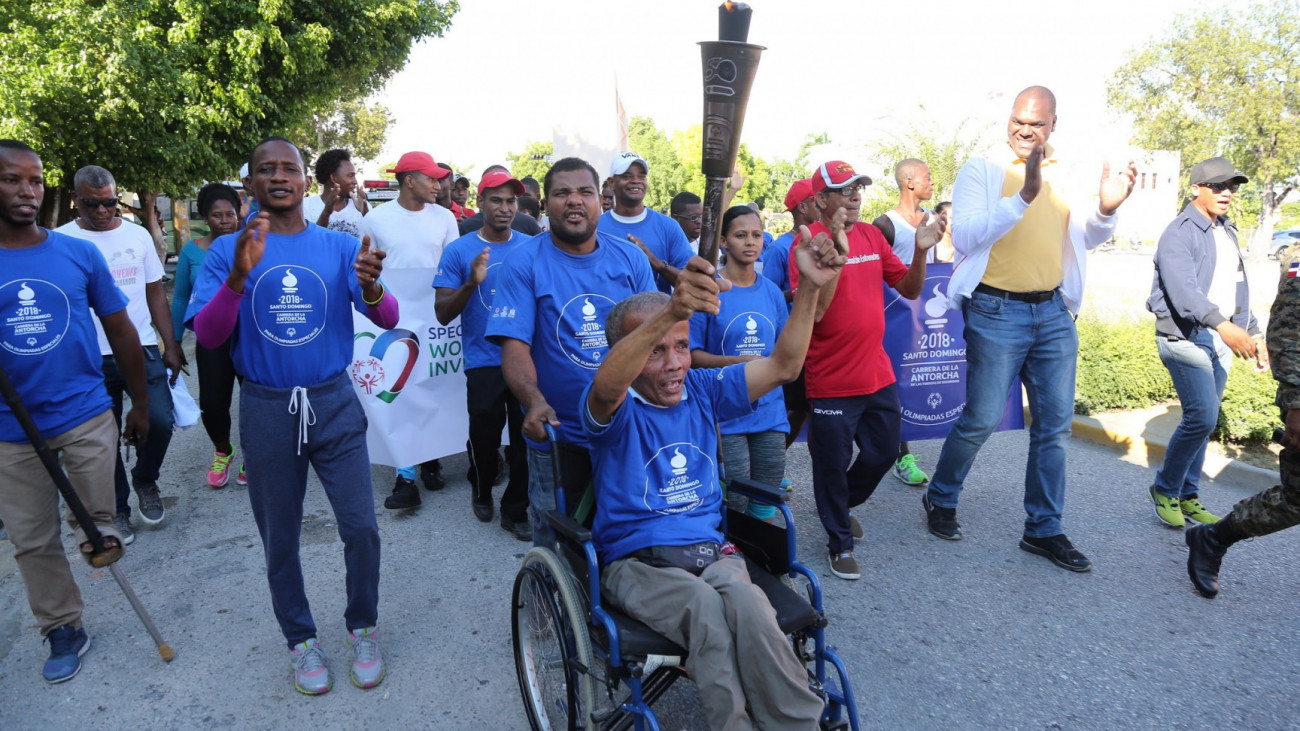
[371,0,1191,180]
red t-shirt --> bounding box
[789,221,909,398]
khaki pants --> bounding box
[0,410,121,634]
[602,553,823,731]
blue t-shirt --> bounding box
[0,230,127,442]
[582,365,754,563]
[760,231,795,299]
[186,224,380,388]
[689,277,789,436]
[433,230,528,370]
[485,231,655,449]
[598,209,692,293]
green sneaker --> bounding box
[893,454,928,486]
[1180,498,1221,525]
[1148,485,1184,528]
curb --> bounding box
[1069,412,1277,494]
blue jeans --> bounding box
[102,346,174,517]
[928,291,1078,538]
[527,444,591,547]
[1153,330,1232,499]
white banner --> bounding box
[350,268,468,466]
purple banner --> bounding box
[883,263,1024,442]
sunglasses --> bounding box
[673,213,702,222]
[1198,182,1240,194]
[79,197,119,209]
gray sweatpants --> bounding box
[602,553,823,731]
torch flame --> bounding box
[724,0,734,10]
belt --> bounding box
[974,283,1058,304]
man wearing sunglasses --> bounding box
[1146,157,1265,531]
[56,165,183,541]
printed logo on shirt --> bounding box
[812,407,844,416]
[844,253,880,265]
[106,248,142,287]
[251,265,329,347]
[555,293,616,369]
[643,443,717,515]
[0,279,71,356]
[721,311,776,357]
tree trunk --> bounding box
[1252,185,1281,260]
[171,197,191,252]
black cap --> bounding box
[1190,157,1248,186]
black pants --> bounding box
[466,366,528,522]
[807,384,901,554]
[196,338,240,450]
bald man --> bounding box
[922,86,1136,572]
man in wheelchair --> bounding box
[579,227,844,731]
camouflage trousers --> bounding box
[1230,446,1300,537]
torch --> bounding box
[696,2,764,267]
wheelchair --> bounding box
[511,426,860,730]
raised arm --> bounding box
[434,246,489,325]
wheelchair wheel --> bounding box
[513,547,595,730]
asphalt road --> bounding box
[1,368,1298,730]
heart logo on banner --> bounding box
[354,328,420,404]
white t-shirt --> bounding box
[1207,225,1245,321]
[302,195,364,240]
[55,220,163,353]
[359,200,459,269]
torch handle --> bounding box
[696,176,729,269]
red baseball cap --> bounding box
[811,160,871,194]
[478,170,526,197]
[783,179,813,212]
[387,152,451,179]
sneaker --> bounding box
[207,451,233,488]
[779,477,793,492]
[113,513,135,546]
[290,638,331,695]
[420,460,445,491]
[1180,497,1221,525]
[472,498,493,523]
[829,551,860,580]
[501,513,532,542]
[893,454,929,486]
[1019,533,1092,572]
[849,514,863,539]
[346,627,385,689]
[1148,485,1184,528]
[922,494,962,540]
[384,477,421,510]
[134,483,164,525]
[236,465,248,486]
[42,625,90,684]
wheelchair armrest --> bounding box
[545,509,592,544]
[726,477,788,505]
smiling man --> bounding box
[584,228,844,731]
[599,151,693,292]
[1145,157,1264,529]
[485,157,655,547]
[923,86,1137,572]
[189,135,399,694]
[56,165,183,539]
[303,148,367,240]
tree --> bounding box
[290,100,395,166]
[872,119,989,206]
[628,116,689,212]
[1109,1,1300,255]
[0,0,458,233]
[505,141,554,187]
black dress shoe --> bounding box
[1019,533,1091,572]
[500,513,531,542]
[1185,524,1226,598]
[420,460,445,491]
[472,498,493,523]
[385,477,422,510]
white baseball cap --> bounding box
[610,151,648,177]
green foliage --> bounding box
[1279,201,1300,229]
[1074,316,1177,414]
[506,141,553,187]
[289,100,394,165]
[1108,1,1300,249]
[1074,316,1276,444]
[872,119,989,205]
[0,0,458,200]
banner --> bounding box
[883,263,1024,443]
[350,268,469,466]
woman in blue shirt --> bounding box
[690,206,790,520]
[172,183,244,488]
